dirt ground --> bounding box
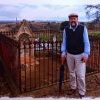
[17,72,100,98]
[0,67,100,98]
[0,73,11,97]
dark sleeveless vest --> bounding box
[65,24,84,54]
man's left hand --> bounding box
[81,56,88,63]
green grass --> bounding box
[34,31,100,41]
[89,31,100,36]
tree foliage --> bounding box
[60,21,69,31]
[85,4,100,22]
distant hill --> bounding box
[0,20,16,24]
[0,20,99,33]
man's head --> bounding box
[68,13,78,28]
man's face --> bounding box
[69,17,78,28]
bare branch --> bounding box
[85,4,100,21]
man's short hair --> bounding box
[68,13,78,18]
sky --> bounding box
[0,0,100,22]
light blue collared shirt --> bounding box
[61,24,90,58]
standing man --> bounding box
[61,13,90,98]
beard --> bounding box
[70,21,77,28]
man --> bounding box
[61,13,90,98]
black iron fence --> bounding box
[18,36,100,93]
[0,33,100,93]
[18,40,62,92]
[87,36,100,74]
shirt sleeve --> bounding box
[61,29,67,57]
[83,26,90,58]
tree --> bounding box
[60,21,84,31]
[60,21,69,31]
[85,4,100,22]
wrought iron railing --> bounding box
[0,33,100,93]
[18,36,100,93]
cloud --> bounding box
[0,4,38,20]
[0,0,99,6]
[0,4,87,21]
[0,0,99,21]
[18,5,68,20]
[17,4,87,21]
[0,4,20,20]
[43,4,67,10]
